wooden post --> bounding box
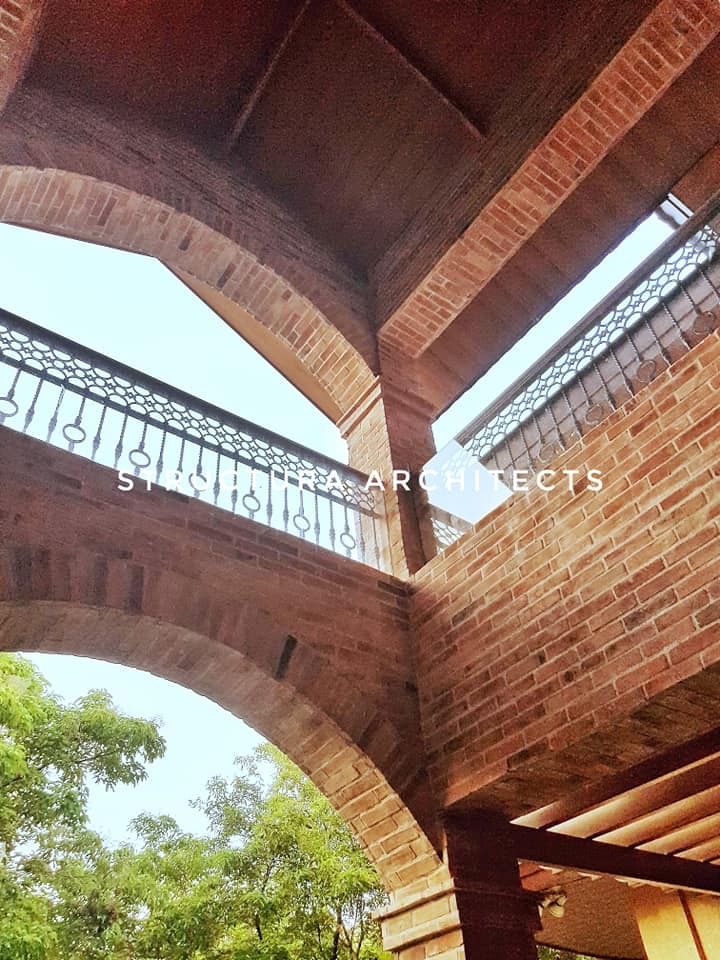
[443,811,541,960]
[632,886,720,960]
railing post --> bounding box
[339,378,437,577]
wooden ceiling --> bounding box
[28,0,654,274]
[515,729,720,958]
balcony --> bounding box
[0,309,387,570]
[429,194,720,550]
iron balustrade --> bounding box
[0,309,386,569]
[450,194,720,518]
[427,505,472,551]
[423,195,720,552]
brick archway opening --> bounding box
[0,596,441,894]
[0,163,376,422]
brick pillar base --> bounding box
[378,815,540,960]
[340,379,437,576]
[378,877,464,960]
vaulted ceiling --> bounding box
[28,0,657,274]
[7,0,720,417]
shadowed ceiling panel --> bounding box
[234,0,481,271]
[28,0,302,135]
[25,0,659,281]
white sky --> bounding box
[0,211,673,842]
[25,653,264,845]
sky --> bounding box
[25,653,264,846]
[0,210,673,843]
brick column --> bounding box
[377,872,464,960]
[377,814,540,960]
[443,812,541,960]
[339,378,437,577]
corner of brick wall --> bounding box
[411,329,720,810]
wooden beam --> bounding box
[446,813,720,896]
[508,823,720,896]
[334,0,484,141]
[225,0,313,152]
[516,727,720,831]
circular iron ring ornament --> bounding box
[129,448,152,469]
[693,310,719,336]
[242,493,261,514]
[635,358,658,384]
[538,439,564,463]
[584,403,607,426]
[189,473,209,492]
[62,423,87,445]
[292,513,312,534]
[0,396,19,417]
[339,530,357,551]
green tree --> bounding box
[97,746,390,959]
[0,655,593,960]
[0,653,165,959]
[200,745,389,960]
[539,950,595,960]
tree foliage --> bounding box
[0,656,388,959]
[1,654,594,960]
[0,653,165,959]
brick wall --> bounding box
[0,0,42,113]
[0,425,442,890]
[379,0,720,358]
[412,329,720,810]
[0,83,376,417]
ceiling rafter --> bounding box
[516,728,720,831]
[224,0,314,152]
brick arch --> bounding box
[0,549,441,893]
[0,87,377,419]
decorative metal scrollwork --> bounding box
[0,308,385,569]
[429,207,720,553]
[458,216,720,469]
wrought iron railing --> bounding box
[427,505,472,551]
[457,193,720,483]
[0,309,386,569]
